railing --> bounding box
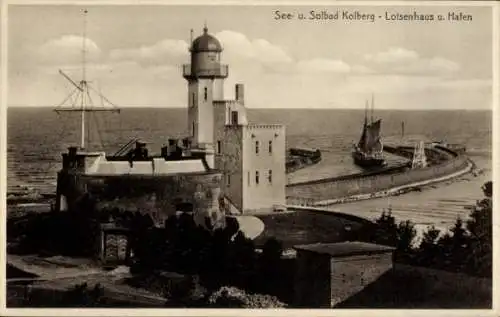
[286,196,318,207]
[182,64,229,78]
[213,100,239,105]
[247,124,284,130]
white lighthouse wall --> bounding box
[187,78,214,146]
[213,78,225,100]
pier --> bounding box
[285,143,472,208]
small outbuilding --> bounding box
[293,241,395,308]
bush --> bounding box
[14,210,99,257]
[132,213,258,292]
[206,286,287,308]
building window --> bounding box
[204,87,208,101]
[255,171,259,185]
[192,122,195,137]
[248,171,250,186]
[255,141,260,154]
[217,140,221,154]
[268,170,272,183]
[227,174,231,185]
[231,111,238,125]
[269,140,273,154]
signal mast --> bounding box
[54,9,120,150]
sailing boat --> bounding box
[352,95,386,169]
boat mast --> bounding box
[370,93,374,124]
[364,100,368,126]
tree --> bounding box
[396,220,416,254]
[415,181,492,277]
[464,183,492,277]
[372,209,417,253]
[373,210,398,247]
[258,237,284,295]
[417,226,442,267]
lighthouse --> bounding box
[182,26,286,214]
[183,26,229,169]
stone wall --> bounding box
[286,155,469,202]
[58,171,225,230]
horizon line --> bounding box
[6,105,493,111]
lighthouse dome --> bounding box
[191,27,223,52]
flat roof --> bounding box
[293,241,395,258]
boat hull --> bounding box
[352,151,387,169]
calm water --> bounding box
[7,107,492,231]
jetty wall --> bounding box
[286,154,469,203]
[286,148,322,174]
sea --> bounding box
[7,107,492,236]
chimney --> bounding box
[166,138,177,156]
[235,84,244,104]
[68,146,78,157]
[182,138,192,156]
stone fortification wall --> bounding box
[286,155,469,203]
[57,171,224,230]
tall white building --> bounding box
[183,27,286,214]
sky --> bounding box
[7,4,494,109]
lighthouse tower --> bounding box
[183,26,229,169]
[182,26,285,214]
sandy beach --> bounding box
[328,154,490,241]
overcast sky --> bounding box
[7,4,493,109]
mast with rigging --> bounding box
[54,9,120,150]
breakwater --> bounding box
[286,146,471,206]
[286,148,322,174]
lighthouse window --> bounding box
[204,87,208,101]
[208,52,217,62]
[268,170,272,183]
[217,140,222,154]
[248,171,250,186]
[191,93,195,107]
[269,141,273,154]
[231,111,238,125]
[255,171,260,184]
[255,141,260,154]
